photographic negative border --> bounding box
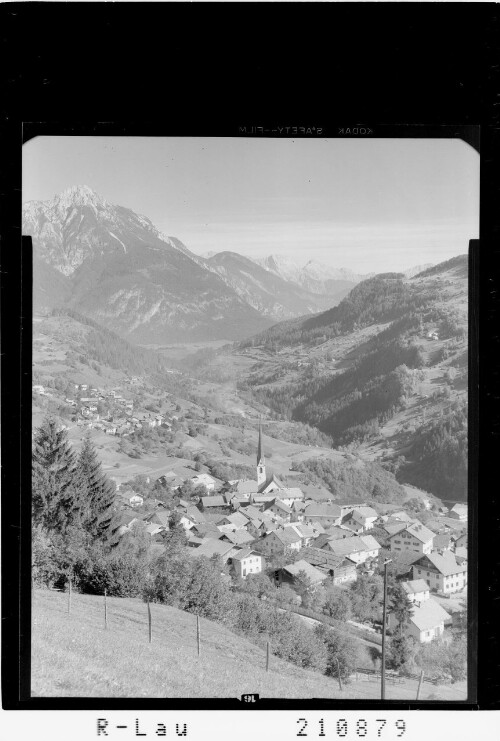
[3,122,481,712]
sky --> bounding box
[22,136,479,273]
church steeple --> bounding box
[256,418,266,486]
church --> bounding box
[255,420,284,494]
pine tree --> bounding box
[32,416,82,533]
[388,581,413,636]
[77,434,115,540]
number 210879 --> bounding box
[297,719,407,738]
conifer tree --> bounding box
[32,416,83,533]
[388,581,413,636]
[77,434,115,540]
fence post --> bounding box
[266,641,270,672]
[147,599,152,643]
[197,615,201,656]
[67,575,72,615]
[104,589,108,630]
[416,669,425,700]
[336,658,343,691]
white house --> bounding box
[448,503,468,522]
[401,579,430,604]
[406,599,450,643]
[343,506,378,532]
[231,548,262,579]
[412,551,467,594]
[191,473,216,492]
[389,521,434,555]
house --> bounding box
[145,522,164,538]
[190,538,238,563]
[448,503,468,521]
[191,473,216,492]
[405,599,450,643]
[146,510,171,529]
[230,548,262,579]
[274,488,305,508]
[322,525,355,541]
[388,521,434,555]
[321,534,381,565]
[288,522,316,547]
[266,499,292,521]
[222,529,255,547]
[401,579,430,604]
[412,551,467,594]
[388,510,414,523]
[343,506,378,532]
[453,531,468,550]
[433,532,453,551]
[118,491,144,508]
[256,527,303,556]
[200,495,228,511]
[191,523,225,540]
[454,546,468,565]
[300,547,358,585]
[231,479,260,496]
[280,559,329,588]
[303,503,342,527]
[112,510,141,536]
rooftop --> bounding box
[410,598,451,632]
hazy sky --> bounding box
[23,136,479,273]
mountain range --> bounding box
[24,186,372,343]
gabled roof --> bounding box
[410,598,450,632]
[192,524,224,540]
[326,536,372,558]
[224,511,248,528]
[224,529,254,546]
[235,479,259,495]
[276,487,305,500]
[272,499,292,514]
[258,473,285,493]
[358,534,381,551]
[401,579,430,595]
[201,495,226,508]
[301,546,357,571]
[232,547,259,561]
[352,506,378,520]
[406,521,434,543]
[185,506,206,524]
[415,551,467,576]
[289,523,316,540]
[323,525,355,540]
[450,503,467,514]
[384,522,408,536]
[304,503,342,518]
[283,560,329,585]
[192,538,235,559]
[239,505,262,520]
[272,528,302,545]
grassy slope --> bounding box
[32,590,466,701]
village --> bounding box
[113,421,468,648]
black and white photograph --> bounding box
[24,133,476,704]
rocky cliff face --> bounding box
[24,186,273,342]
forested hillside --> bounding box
[234,257,469,501]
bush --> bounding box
[314,623,362,680]
[267,609,328,672]
[73,545,147,597]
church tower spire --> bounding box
[256,418,266,487]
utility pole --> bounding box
[381,559,392,701]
